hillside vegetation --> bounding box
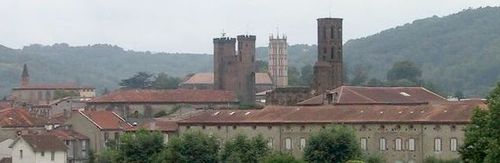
[1,7,500,97]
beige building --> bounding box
[65,110,131,153]
[46,129,90,163]
[268,34,288,88]
[9,135,68,163]
[177,101,485,162]
[179,72,274,93]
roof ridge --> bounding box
[79,110,103,129]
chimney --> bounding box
[326,91,338,104]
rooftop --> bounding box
[89,89,238,104]
[0,108,46,128]
[46,129,89,140]
[180,101,485,124]
[128,119,178,132]
[181,72,273,85]
[10,135,67,152]
[79,110,132,130]
[13,83,94,90]
[298,86,447,105]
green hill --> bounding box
[1,7,500,97]
[344,6,500,97]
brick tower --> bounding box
[21,64,29,87]
[213,35,256,105]
[312,18,343,94]
[268,34,288,88]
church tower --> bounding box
[312,18,343,94]
[21,64,30,87]
[268,34,288,88]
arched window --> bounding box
[285,138,292,150]
[434,138,442,151]
[379,138,386,151]
[395,138,402,151]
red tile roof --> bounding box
[13,83,94,90]
[79,110,132,130]
[46,129,89,140]
[0,108,46,127]
[180,101,485,124]
[298,86,446,105]
[182,73,273,85]
[128,119,178,132]
[89,89,238,104]
[12,135,67,152]
[0,101,12,110]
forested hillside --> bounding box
[1,7,500,97]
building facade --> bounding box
[213,35,256,105]
[268,34,288,88]
[177,102,484,162]
[312,18,343,94]
[9,135,68,163]
[179,72,274,93]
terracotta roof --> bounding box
[0,108,46,127]
[182,73,273,85]
[180,101,485,124]
[46,129,89,140]
[89,89,238,104]
[298,86,446,105]
[79,110,132,130]
[46,113,69,125]
[13,83,94,90]
[129,119,178,132]
[11,135,67,152]
[0,101,12,110]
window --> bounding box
[104,132,109,142]
[408,138,415,151]
[267,138,273,148]
[300,138,306,150]
[82,141,87,157]
[379,138,386,151]
[41,151,45,157]
[164,134,169,144]
[360,138,367,150]
[331,47,335,59]
[51,152,55,161]
[434,138,442,151]
[395,138,402,151]
[450,138,458,152]
[285,138,292,150]
[331,27,335,39]
[19,150,23,159]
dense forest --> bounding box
[1,7,500,97]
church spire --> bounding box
[21,64,29,87]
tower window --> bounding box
[331,27,335,39]
[331,47,335,59]
[323,47,327,54]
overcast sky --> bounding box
[0,0,498,53]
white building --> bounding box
[9,135,67,163]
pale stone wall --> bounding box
[11,138,68,163]
[65,113,121,154]
[178,123,465,162]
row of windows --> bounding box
[18,150,56,161]
[360,138,458,152]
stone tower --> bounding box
[312,18,343,94]
[21,64,29,87]
[213,35,256,105]
[268,34,288,88]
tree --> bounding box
[386,61,422,82]
[366,78,384,87]
[288,66,301,86]
[99,130,164,163]
[256,60,268,73]
[300,64,313,86]
[119,72,154,89]
[155,131,219,163]
[220,135,270,163]
[151,72,182,89]
[350,64,369,86]
[304,125,361,163]
[459,82,500,162]
[261,152,305,163]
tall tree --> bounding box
[152,72,182,89]
[350,64,369,86]
[304,125,361,163]
[386,61,422,82]
[220,135,270,163]
[154,131,219,163]
[300,64,313,86]
[459,82,500,162]
[119,72,154,89]
[288,66,301,86]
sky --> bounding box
[0,0,499,54]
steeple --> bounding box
[21,64,29,87]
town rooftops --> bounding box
[179,101,485,125]
[13,83,94,90]
[88,89,238,104]
[181,72,273,85]
[10,135,67,152]
[298,86,447,105]
[0,108,46,128]
[46,129,89,141]
[78,110,132,130]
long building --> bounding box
[177,101,485,163]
